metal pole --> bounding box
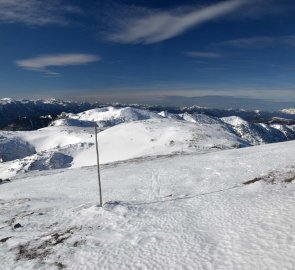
[95,126,103,207]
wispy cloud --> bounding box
[229,0,295,20]
[185,51,222,59]
[16,54,101,75]
[0,0,81,26]
[215,35,295,48]
[105,0,247,44]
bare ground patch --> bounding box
[14,227,78,263]
[243,168,295,185]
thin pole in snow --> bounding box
[95,126,103,207]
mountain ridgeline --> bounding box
[1,98,295,147]
[0,98,93,130]
[1,98,295,131]
[1,102,295,179]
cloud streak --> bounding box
[0,0,81,26]
[185,51,222,59]
[215,35,295,48]
[105,0,247,44]
[16,54,101,75]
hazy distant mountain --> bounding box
[0,98,93,130]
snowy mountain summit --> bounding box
[1,104,295,269]
[1,105,295,179]
[281,108,295,114]
[58,106,162,127]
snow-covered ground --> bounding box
[2,105,295,180]
[222,116,295,144]
[1,105,295,269]
[1,140,295,269]
[61,106,162,128]
[0,115,249,179]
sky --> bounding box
[1,0,295,110]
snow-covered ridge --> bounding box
[60,106,162,127]
[2,98,295,131]
[222,116,295,145]
[55,107,295,145]
[0,97,15,104]
[1,104,295,180]
[281,108,295,114]
[0,99,93,129]
[0,116,249,179]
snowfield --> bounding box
[0,115,249,179]
[1,141,295,269]
[2,106,295,180]
[1,105,295,269]
[73,118,248,168]
[62,106,162,128]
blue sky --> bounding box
[1,0,295,110]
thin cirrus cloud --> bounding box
[0,0,81,26]
[105,0,248,44]
[215,35,295,48]
[185,51,222,59]
[16,54,101,75]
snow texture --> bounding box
[0,141,295,269]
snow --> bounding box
[0,134,36,162]
[19,126,94,152]
[50,119,97,128]
[64,106,162,127]
[158,111,182,120]
[0,126,96,179]
[180,112,223,125]
[222,116,295,145]
[73,118,248,167]
[0,98,15,104]
[1,105,295,269]
[1,141,295,269]
[1,105,295,181]
[0,117,249,179]
[281,108,295,114]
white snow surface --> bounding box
[222,116,295,145]
[73,118,247,167]
[1,141,295,269]
[50,119,97,128]
[281,108,295,114]
[0,134,36,162]
[0,118,248,179]
[62,106,162,127]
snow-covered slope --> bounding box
[222,116,295,145]
[73,118,247,167]
[1,141,295,269]
[158,111,182,120]
[281,108,295,114]
[181,112,225,125]
[185,105,295,121]
[0,118,248,179]
[0,126,95,179]
[56,107,295,146]
[60,106,162,128]
[50,119,97,128]
[3,98,295,130]
[1,104,295,269]
[2,105,295,180]
[0,134,36,162]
